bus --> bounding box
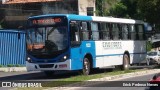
[26,14,146,76]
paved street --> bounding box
[0,71,80,81]
[72,73,156,90]
[0,65,159,90]
[0,65,157,81]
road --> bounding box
[0,65,159,90]
[0,71,80,90]
[0,64,157,81]
[0,71,81,81]
[73,73,157,90]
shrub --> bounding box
[7,64,14,67]
[0,65,3,67]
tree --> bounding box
[120,0,140,19]
[96,0,160,30]
[105,0,141,19]
[106,2,128,18]
[95,0,119,16]
[138,0,160,29]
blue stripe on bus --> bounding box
[96,52,146,57]
[29,14,92,21]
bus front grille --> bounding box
[39,64,54,68]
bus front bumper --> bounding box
[26,59,71,72]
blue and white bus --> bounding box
[26,14,146,76]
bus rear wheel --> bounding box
[82,57,90,75]
[123,54,130,70]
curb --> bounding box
[45,69,160,90]
[0,67,26,72]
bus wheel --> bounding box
[44,71,55,77]
[82,57,90,75]
[123,54,130,70]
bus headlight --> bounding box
[27,57,31,61]
[27,57,32,63]
[60,55,69,62]
[63,56,67,60]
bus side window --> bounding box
[135,25,139,40]
[81,22,89,40]
[91,22,99,40]
[137,24,144,40]
[101,23,110,40]
[70,21,80,47]
[112,23,120,40]
[127,24,131,40]
[122,24,129,40]
[130,25,136,40]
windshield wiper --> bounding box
[47,27,56,36]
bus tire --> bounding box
[122,54,130,70]
[82,57,90,75]
[44,71,55,77]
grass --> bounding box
[0,65,3,67]
[7,64,15,67]
[0,64,24,68]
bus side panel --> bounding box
[70,41,96,70]
[130,41,147,64]
[94,41,104,67]
[81,41,96,68]
[70,47,82,70]
[95,41,124,67]
[95,41,146,68]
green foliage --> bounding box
[147,41,152,51]
[96,0,140,19]
[107,2,128,18]
[15,64,21,67]
[0,64,23,67]
[96,0,160,30]
[0,65,3,67]
[7,64,14,67]
[137,0,160,29]
[96,0,119,16]
[95,0,103,16]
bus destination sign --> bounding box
[32,18,62,25]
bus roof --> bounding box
[91,16,144,24]
[28,14,144,24]
[28,14,92,21]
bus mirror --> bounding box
[147,26,152,31]
[80,26,83,30]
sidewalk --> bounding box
[0,67,26,72]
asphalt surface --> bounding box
[72,73,156,90]
[0,65,159,90]
[0,71,81,81]
[0,64,157,81]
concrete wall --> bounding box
[78,0,95,16]
[0,0,96,29]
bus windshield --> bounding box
[27,25,68,59]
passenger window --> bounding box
[101,23,110,40]
[129,25,136,40]
[70,21,80,47]
[91,22,99,40]
[81,22,89,40]
[137,25,144,40]
[122,24,129,40]
[112,23,120,40]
